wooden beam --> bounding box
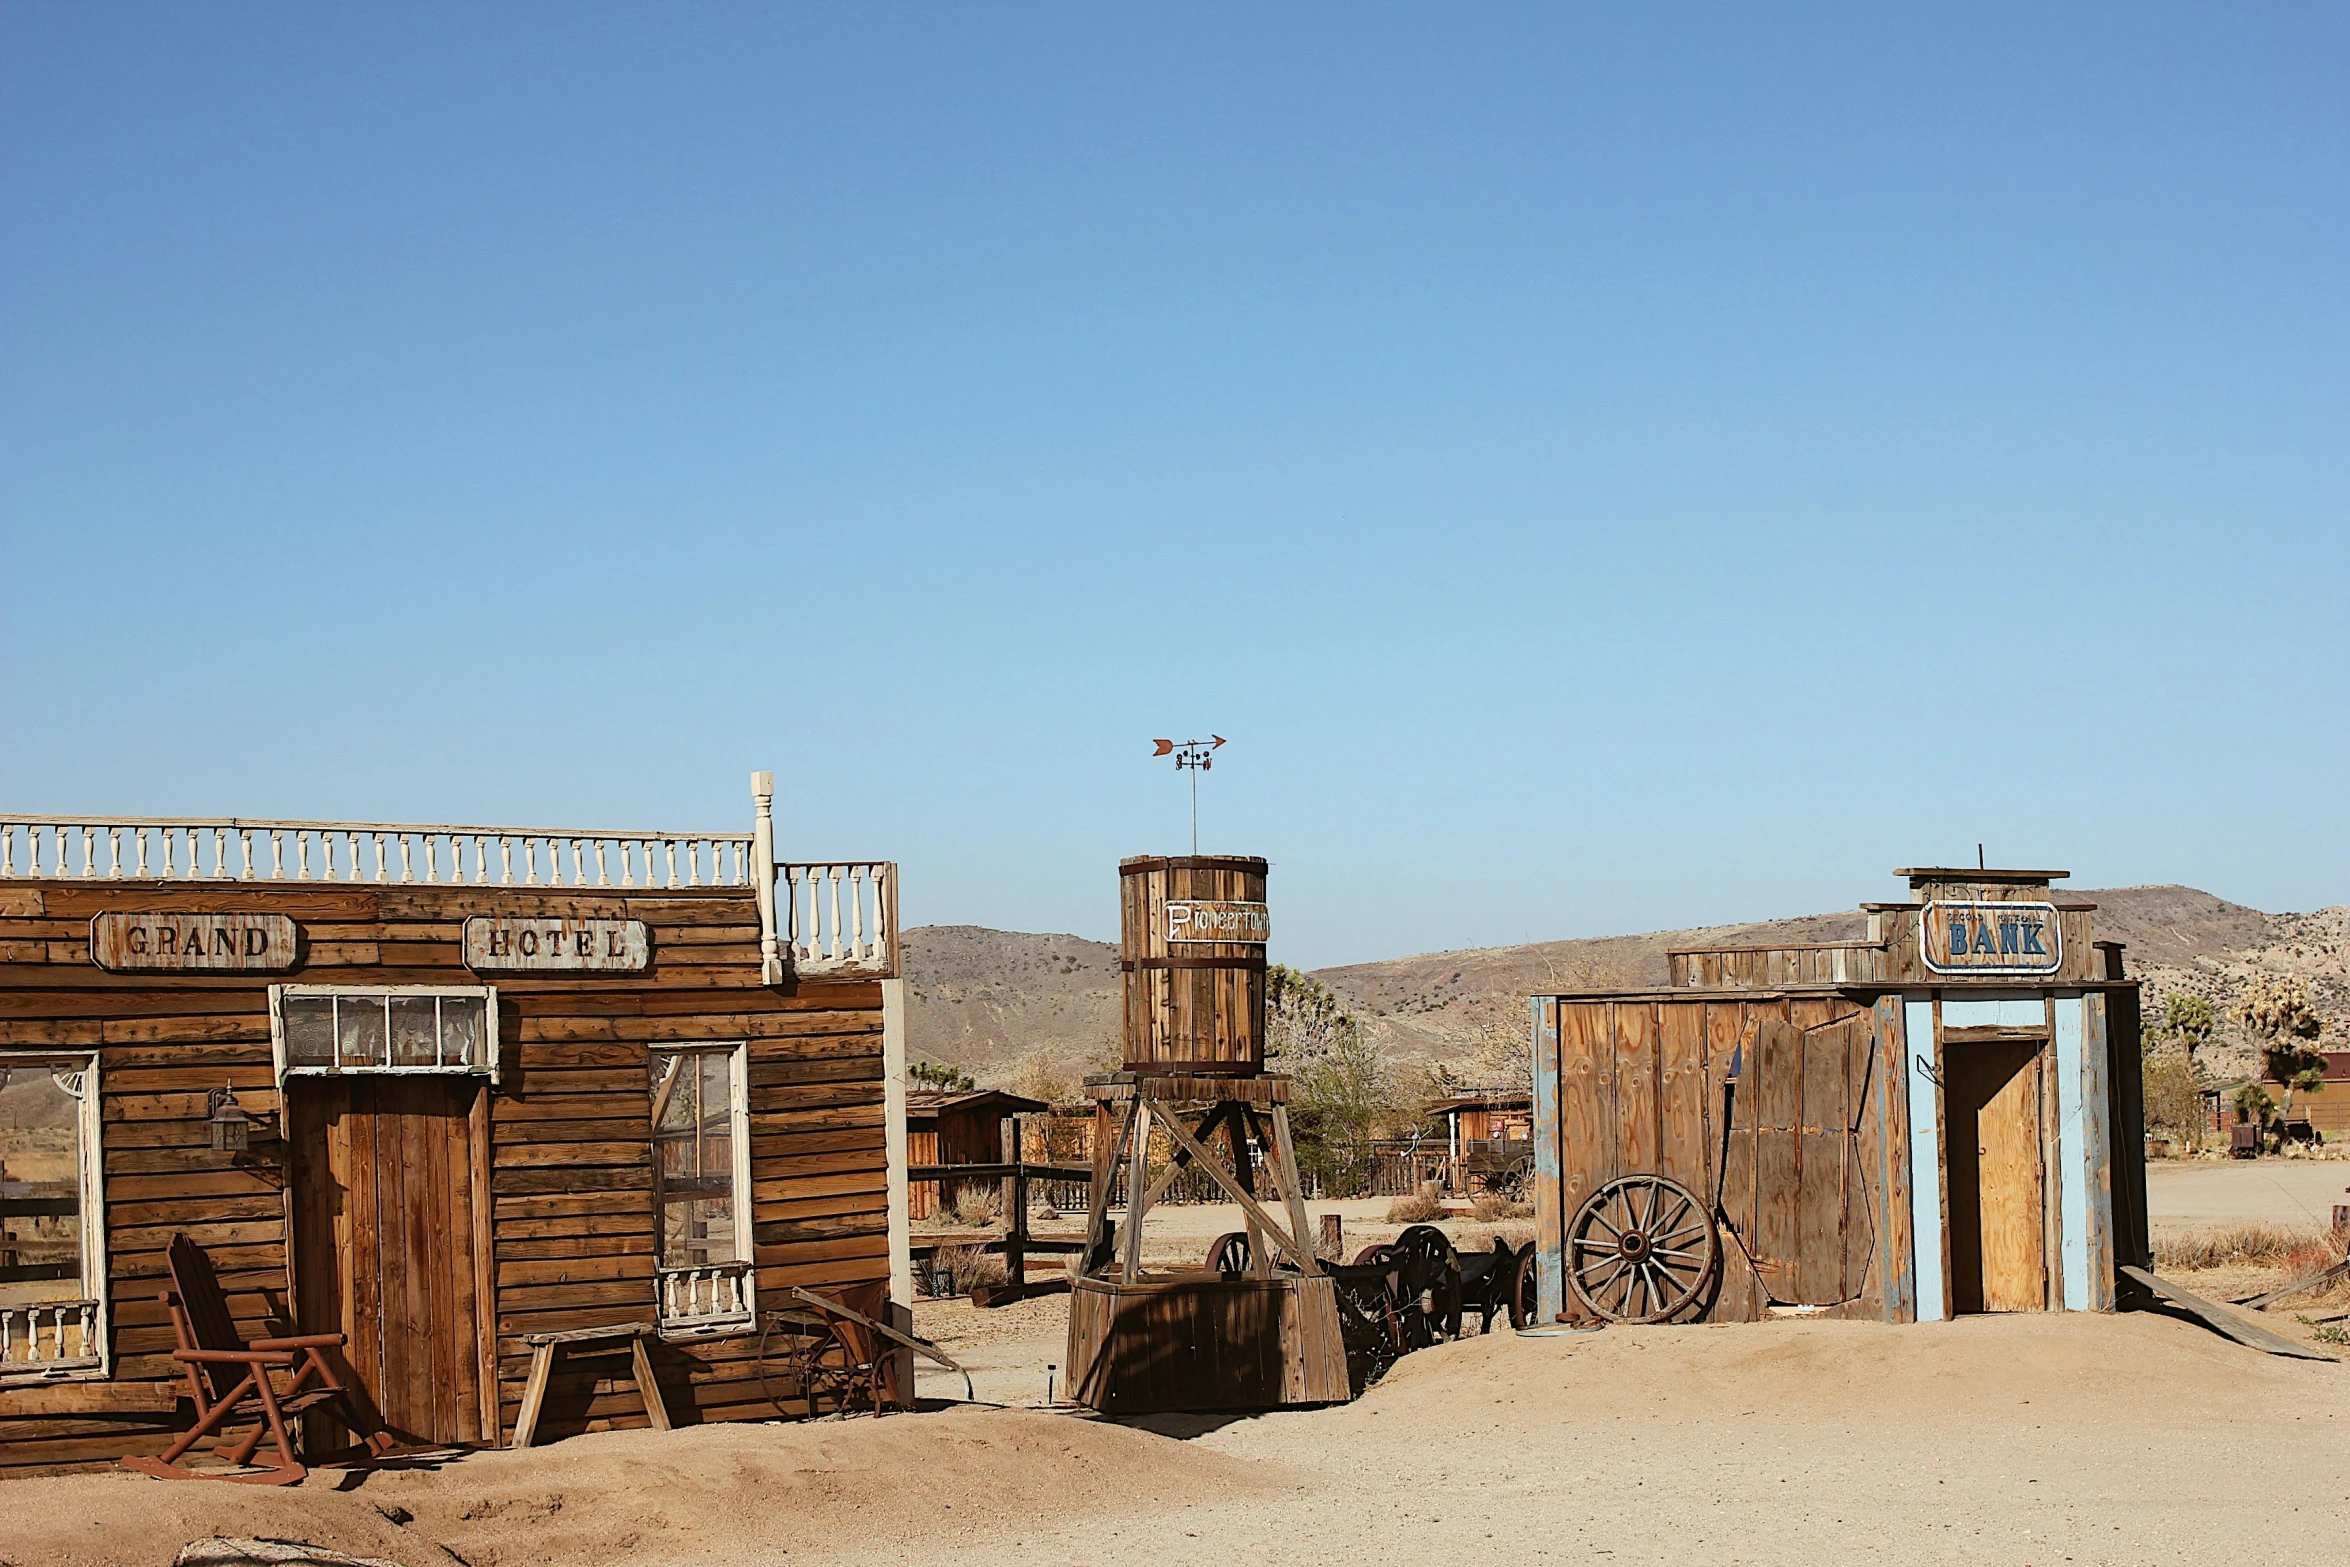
[2120,1266,2337,1361]
[1143,1100,1314,1272]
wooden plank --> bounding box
[2120,1267,2337,1361]
[1751,1012,1801,1303]
[1554,1002,1611,1238]
[1616,1001,1660,1183]
[1978,1042,2047,1312]
[0,1383,179,1416]
[1793,1013,1852,1305]
[1656,1002,1708,1205]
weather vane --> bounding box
[1152,735,1226,854]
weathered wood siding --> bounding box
[0,880,888,1474]
[1541,993,1912,1325]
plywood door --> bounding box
[1945,1041,2046,1313]
[290,1075,494,1448]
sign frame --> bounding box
[1919,900,2062,977]
[1163,899,1271,946]
[89,912,301,973]
[462,915,651,973]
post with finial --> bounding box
[751,771,781,985]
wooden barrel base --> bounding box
[1064,1272,1350,1414]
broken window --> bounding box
[0,1054,107,1382]
[649,1045,754,1336]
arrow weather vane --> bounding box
[1152,735,1226,855]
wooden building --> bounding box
[0,777,907,1475]
[1530,867,2147,1327]
[904,1089,1046,1220]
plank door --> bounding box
[1945,1041,2046,1313]
[289,1075,496,1448]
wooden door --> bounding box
[1944,1041,2046,1313]
[289,1075,496,1447]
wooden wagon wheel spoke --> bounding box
[1563,1174,1721,1326]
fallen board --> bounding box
[2235,1257,2350,1312]
[2119,1266,2337,1362]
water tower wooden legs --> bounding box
[1064,1074,1351,1412]
[1071,1074,1321,1285]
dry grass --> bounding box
[931,1244,1007,1294]
[1470,1193,1534,1222]
[1385,1194,1444,1225]
[2154,1223,2344,1273]
[1454,1222,1535,1254]
[951,1187,1003,1227]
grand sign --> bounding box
[90,912,300,972]
[1920,900,2061,976]
[1164,899,1270,945]
[462,915,649,972]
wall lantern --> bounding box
[207,1084,252,1152]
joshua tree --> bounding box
[2236,975,2326,1119]
[2162,993,2217,1064]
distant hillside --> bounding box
[901,886,2348,1088]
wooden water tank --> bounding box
[1119,855,1269,1075]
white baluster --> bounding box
[296,831,311,880]
[210,826,225,877]
[570,838,585,886]
[135,827,151,879]
[394,833,410,883]
[423,835,438,883]
[78,825,93,876]
[593,839,608,886]
[343,831,359,881]
[239,829,254,880]
[271,829,285,878]
[826,866,843,961]
[664,840,679,887]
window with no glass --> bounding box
[0,1053,108,1383]
[649,1044,754,1335]
[270,986,498,1082]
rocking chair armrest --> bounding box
[173,1347,297,1366]
[248,1333,347,1350]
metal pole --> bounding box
[1190,767,1199,855]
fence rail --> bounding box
[782,861,894,977]
[657,1262,752,1332]
[0,815,753,889]
[0,1299,102,1375]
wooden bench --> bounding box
[511,1323,674,1449]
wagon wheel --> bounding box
[1390,1225,1461,1347]
[1564,1174,1718,1325]
[1508,1243,1538,1330]
[1205,1231,1251,1279]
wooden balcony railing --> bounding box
[0,1299,103,1379]
[657,1262,753,1334]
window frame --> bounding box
[268,984,501,1085]
[0,1050,110,1385]
[648,1041,755,1340]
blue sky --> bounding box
[3,5,2343,968]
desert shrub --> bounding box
[1385,1193,1443,1225]
[931,1244,1006,1294]
[951,1186,1003,1226]
[1471,1192,1534,1222]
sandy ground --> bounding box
[6,1311,2341,1567]
[2144,1158,2350,1234]
[11,1181,2346,1567]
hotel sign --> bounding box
[1920,901,2061,977]
[1165,900,1271,945]
[91,913,300,972]
[463,916,649,972]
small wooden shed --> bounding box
[0,777,904,1474]
[1530,867,2147,1327]
[904,1089,1047,1220]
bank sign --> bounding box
[1920,901,2061,976]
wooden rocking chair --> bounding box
[120,1234,393,1485]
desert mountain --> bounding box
[901,886,2347,1091]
